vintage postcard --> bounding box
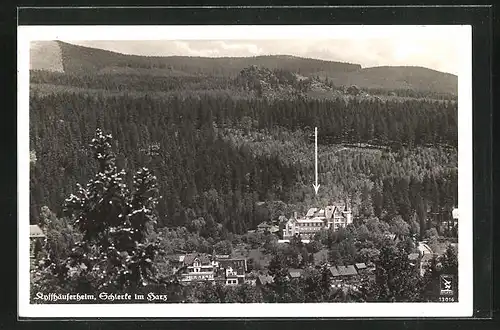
[18,25,472,318]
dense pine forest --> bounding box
[29,81,457,237]
[29,44,459,303]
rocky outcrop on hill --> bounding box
[236,65,334,100]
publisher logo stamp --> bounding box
[440,275,454,296]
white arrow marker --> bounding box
[312,127,320,195]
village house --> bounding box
[217,257,247,285]
[256,222,271,233]
[287,268,304,280]
[176,253,249,285]
[256,274,274,286]
[329,264,359,287]
[177,253,215,282]
[354,263,368,274]
[282,204,352,240]
[409,244,435,277]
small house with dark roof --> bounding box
[178,253,215,282]
[329,265,359,283]
[218,258,247,285]
[354,263,367,273]
[288,268,304,279]
[29,225,45,259]
[257,222,271,233]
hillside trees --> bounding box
[29,90,457,236]
[361,244,427,302]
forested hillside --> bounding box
[28,41,460,304]
[29,89,457,239]
[30,41,458,96]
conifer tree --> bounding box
[53,128,162,293]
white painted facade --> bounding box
[282,205,352,239]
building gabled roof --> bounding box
[421,254,434,263]
[30,225,45,238]
[257,222,271,229]
[257,275,274,285]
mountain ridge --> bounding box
[30,41,458,95]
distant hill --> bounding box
[29,40,457,95]
[324,66,458,95]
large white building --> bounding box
[282,204,353,240]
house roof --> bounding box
[296,218,325,223]
[269,225,280,233]
[258,275,274,285]
[288,268,303,278]
[183,253,210,265]
[165,254,183,263]
[329,267,340,277]
[336,265,358,276]
[344,265,358,276]
[218,258,247,275]
[355,263,367,270]
[257,222,271,228]
[385,233,397,240]
[408,253,420,261]
[30,225,45,238]
[333,265,358,277]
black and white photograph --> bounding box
[18,25,472,318]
